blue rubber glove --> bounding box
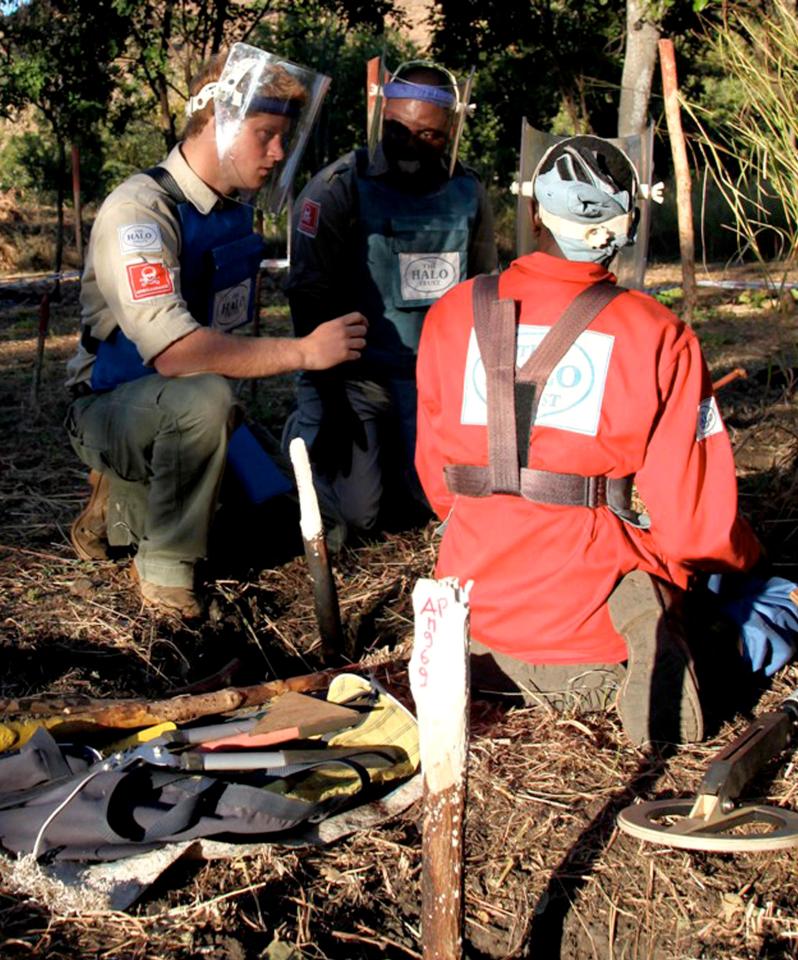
[707,574,798,676]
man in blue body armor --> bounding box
[284,61,498,547]
[65,44,367,619]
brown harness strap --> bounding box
[472,274,519,494]
[449,274,632,510]
[517,281,625,437]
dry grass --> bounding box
[0,254,797,958]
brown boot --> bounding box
[609,570,704,747]
[130,565,203,621]
[70,470,110,560]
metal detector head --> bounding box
[617,699,798,853]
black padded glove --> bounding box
[310,385,368,480]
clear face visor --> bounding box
[367,58,475,176]
[512,121,660,289]
[191,42,330,213]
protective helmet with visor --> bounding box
[512,125,664,288]
[186,42,330,213]
[533,135,639,263]
[368,57,475,176]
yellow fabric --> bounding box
[268,674,419,803]
[0,717,103,752]
[0,676,418,813]
[105,722,177,753]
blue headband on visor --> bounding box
[383,81,456,110]
[247,96,302,119]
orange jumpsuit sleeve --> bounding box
[416,298,455,521]
[635,324,761,573]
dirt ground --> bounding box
[0,244,797,960]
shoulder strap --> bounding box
[142,165,188,207]
[471,276,626,494]
[471,273,520,494]
[520,282,624,386]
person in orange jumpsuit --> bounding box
[415,134,766,745]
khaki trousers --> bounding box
[66,374,234,588]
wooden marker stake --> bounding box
[289,437,343,661]
[659,38,697,321]
[30,292,50,408]
[410,577,472,960]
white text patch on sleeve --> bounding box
[696,396,723,441]
[118,222,163,255]
[126,261,174,302]
[461,325,615,437]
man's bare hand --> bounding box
[300,312,368,370]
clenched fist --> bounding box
[300,312,368,370]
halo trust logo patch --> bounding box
[696,396,723,441]
[118,222,163,255]
[213,280,251,331]
[399,251,461,301]
[460,325,615,436]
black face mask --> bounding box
[382,119,446,174]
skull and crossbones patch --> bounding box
[126,261,175,302]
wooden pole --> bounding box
[410,577,472,960]
[658,38,697,322]
[0,653,405,732]
[288,437,343,661]
[71,143,83,267]
[366,56,381,143]
[29,292,50,408]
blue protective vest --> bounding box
[352,151,481,377]
[86,174,284,505]
[90,177,264,393]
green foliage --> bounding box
[251,5,414,183]
[684,1,798,269]
[654,287,683,307]
[0,129,60,198]
[97,118,168,194]
[736,288,771,308]
[0,0,128,142]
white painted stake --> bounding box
[410,577,472,960]
[288,438,342,659]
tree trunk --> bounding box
[211,0,228,52]
[618,0,661,137]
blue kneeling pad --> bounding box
[226,423,293,504]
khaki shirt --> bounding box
[66,146,221,388]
